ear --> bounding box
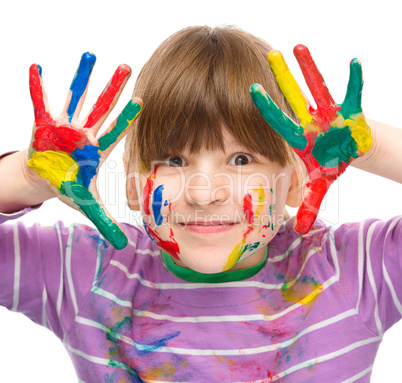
[286,168,303,208]
[123,151,141,211]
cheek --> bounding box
[140,173,182,226]
[243,184,275,227]
[227,183,286,269]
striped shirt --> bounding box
[1,208,402,382]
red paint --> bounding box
[293,45,340,126]
[294,132,349,234]
[243,193,254,224]
[84,65,131,129]
[33,125,82,153]
[142,166,158,216]
[29,64,82,153]
[146,225,180,259]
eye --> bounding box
[228,153,253,166]
[165,155,187,167]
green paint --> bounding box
[242,241,260,254]
[274,272,285,280]
[312,126,358,167]
[341,58,363,118]
[98,100,142,152]
[301,275,320,286]
[161,247,268,283]
[61,181,128,249]
[250,84,307,151]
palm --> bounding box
[28,53,142,249]
[251,45,372,235]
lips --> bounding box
[178,221,239,234]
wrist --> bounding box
[0,150,54,213]
[350,118,379,170]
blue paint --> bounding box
[38,65,42,77]
[164,200,169,206]
[135,331,181,355]
[152,185,164,226]
[143,221,156,243]
[71,144,101,188]
[67,52,96,122]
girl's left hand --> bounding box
[250,45,373,235]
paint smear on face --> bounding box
[143,166,158,216]
[222,186,268,271]
[253,185,266,230]
[243,193,254,224]
[146,225,180,260]
[152,185,164,226]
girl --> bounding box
[1,26,401,382]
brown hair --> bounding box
[126,25,300,171]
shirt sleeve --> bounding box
[328,216,402,335]
[0,209,114,340]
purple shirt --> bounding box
[1,208,402,382]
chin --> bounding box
[178,251,229,274]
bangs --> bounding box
[128,26,297,169]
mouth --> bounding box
[177,221,240,234]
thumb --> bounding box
[61,180,127,249]
[293,178,332,235]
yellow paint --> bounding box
[298,284,323,305]
[345,116,373,153]
[281,282,323,305]
[213,353,235,365]
[28,150,78,189]
[330,114,346,129]
[268,51,312,126]
[141,361,176,380]
[223,238,245,271]
[253,185,265,230]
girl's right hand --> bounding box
[27,52,142,249]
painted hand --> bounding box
[28,52,142,249]
[250,45,372,235]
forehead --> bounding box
[181,127,255,156]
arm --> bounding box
[352,119,402,183]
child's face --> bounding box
[128,128,298,274]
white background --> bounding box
[0,0,401,381]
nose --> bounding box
[185,171,231,205]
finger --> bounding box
[29,64,51,120]
[250,84,307,151]
[294,177,332,235]
[63,52,97,122]
[98,97,143,153]
[83,64,131,132]
[341,59,364,117]
[293,45,336,118]
[267,50,313,126]
[60,180,128,249]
